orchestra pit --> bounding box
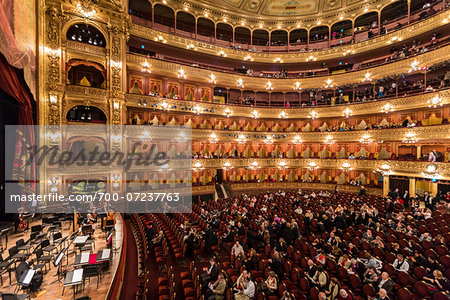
[0,0,450,299]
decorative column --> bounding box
[407,0,411,25]
[328,26,331,48]
[378,13,381,35]
[409,178,416,197]
[431,182,438,196]
[195,18,198,39]
[383,175,389,197]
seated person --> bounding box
[258,271,278,295]
[374,272,394,293]
[206,272,227,300]
[231,241,245,259]
[235,276,255,300]
[201,258,219,286]
[15,259,43,292]
[152,230,164,245]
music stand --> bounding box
[51,247,66,283]
[0,227,11,251]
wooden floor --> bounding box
[0,214,123,300]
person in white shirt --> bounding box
[231,241,245,258]
[392,254,409,272]
[235,277,255,300]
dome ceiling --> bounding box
[180,0,388,20]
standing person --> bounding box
[402,190,410,209]
[385,199,394,220]
[424,192,432,210]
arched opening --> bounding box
[309,26,329,43]
[67,59,106,89]
[216,23,233,42]
[252,29,269,46]
[235,27,251,45]
[381,0,407,25]
[154,4,175,28]
[66,106,107,123]
[289,29,307,45]
[176,11,195,33]
[129,0,152,20]
[66,24,106,47]
[270,30,288,46]
[197,17,214,38]
[330,20,352,40]
[411,0,432,13]
[355,12,378,32]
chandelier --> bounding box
[402,132,417,144]
[342,107,352,118]
[308,110,319,119]
[427,95,443,108]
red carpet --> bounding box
[120,220,138,300]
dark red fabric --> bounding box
[0,52,34,127]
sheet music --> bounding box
[101,249,111,259]
[73,236,88,244]
[80,252,90,263]
[23,269,36,285]
[73,269,83,282]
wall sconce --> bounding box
[376,163,392,175]
[209,73,216,84]
[224,108,233,117]
[111,174,121,190]
[362,72,372,82]
[381,103,394,113]
[193,105,202,114]
[306,55,317,62]
[342,107,352,118]
[210,133,218,143]
[193,161,203,172]
[186,43,196,50]
[154,35,167,43]
[408,60,420,73]
[141,60,151,73]
[248,161,260,170]
[427,95,443,108]
[422,163,439,179]
[324,78,334,88]
[324,136,334,144]
[308,161,318,170]
[76,3,96,18]
[360,134,371,144]
[308,110,318,119]
[237,78,244,88]
[264,135,273,144]
[279,111,288,119]
[292,136,302,144]
[177,68,186,79]
[294,82,302,91]
[266,81,274,90]
[251,110,260,119]
[278,161,288,169]
[341,162,353,172]
[402,132,417,143]
[49,94,58,104]
[160,101,169,110]
[244,55,254,61]
[236,134,246,144]
[217,50,227,57]
[113,101,120,110]
[223,161,233,171]
[273,57,283,63]
[48,177,59,193]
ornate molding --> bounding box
[124,90,450,119]
[66,40,107,57]
[130,10,449,63]
[126,45,450,91]
[65,85,108,97]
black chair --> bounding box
[1,293,30,300]
[30,225,41,233]
[35,249,52,272]
[83,265,101,289]
[30,232,44,245]
[40,240,56,254]
[0,254,12,286]
[15,240,32,253]
[8,246,28,263]
[53,232,63,246]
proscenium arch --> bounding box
[197,17,215,37]
[154,4,175,28]
[176,11,195,33]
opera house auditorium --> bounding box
[1,0,450,299]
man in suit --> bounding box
[375,272,394,293]
[269,251,284,280]
[15,260,43,292]
[207,272,227,300]
[385,199,394,220]
[424,192,432,210]
[201,258,219,285]
[402,190,410,209]
[204,225,216,256]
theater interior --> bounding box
[0,0,450,299]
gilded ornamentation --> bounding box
[47,50,60,91]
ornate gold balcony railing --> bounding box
[130,10,450,63]
[126,45,450,91]
[124,90,450,119]
[194,158,450,179]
